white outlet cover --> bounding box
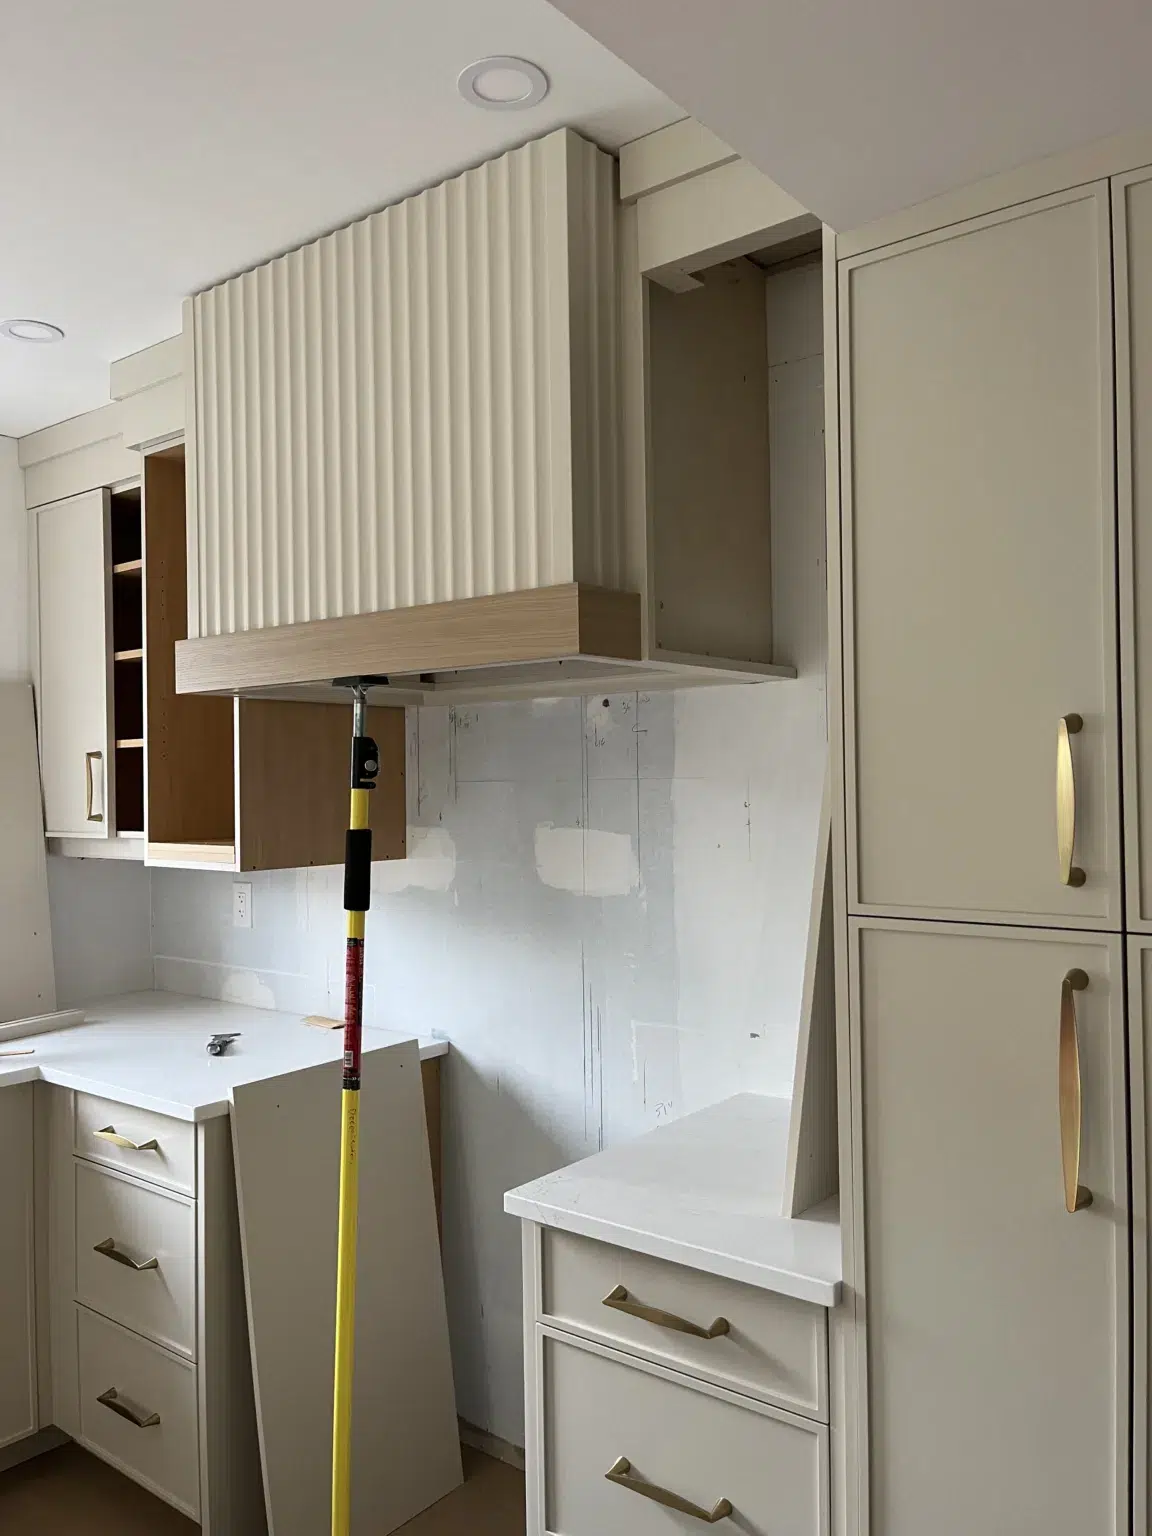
[233,882,253,929]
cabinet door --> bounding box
[1127,937,1152,1535]
[36,490,112,837]
[852,921,1127,1536]
[0,1084,36,1449]
[1116,167,1152,930]
[841,184,1120,926]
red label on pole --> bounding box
[343,938,364,1090]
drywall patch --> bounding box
[220,969,276,1010]
[534,825,639,897]
[371,827,457,894]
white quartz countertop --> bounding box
[504,1093,841,1308]
[0,991,447,1121]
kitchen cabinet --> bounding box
[839,183,1120,927]
[0,1084,36,1450]
[850,920,1127,1536]
[35,489,115,838]
[1116,165,1152,931]
[31,448,406,869]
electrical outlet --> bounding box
[233,882,253,929]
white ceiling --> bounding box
[0,0,682,438]
[546,0,1152,232]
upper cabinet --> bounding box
[35,489,116,838]
[839,183,1121,928]
[175,128,809,704]
[1116,166,1152,932]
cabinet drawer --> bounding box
[78,1306,200,1520]
[75,1093,196,1196]
[75,1161,197,1359]
[541,1228,827,1419]
[543,1332,827,1535]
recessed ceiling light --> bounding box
[458,56,549,112]
[0,318,65,343]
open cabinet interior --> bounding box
[142,446,406,870]
[646,233,823,669]
[109,486,144,833]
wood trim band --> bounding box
[175,584,643,695]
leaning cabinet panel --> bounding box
[851,921,1127,1536]
[840,184,1120,926]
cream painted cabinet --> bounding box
[1116,165,1152,930]
[35,489,113,838]
[852,920,1127,1536]
[0,1085,37,1450]
[840,183,1120,927]
[1128,937,1152,1533]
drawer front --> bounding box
[75,1093,196,1196]
[75,1161,197,1358]
[543,1332,827,1536]
[78,1305,200,1520]
[542,1229,827,1419]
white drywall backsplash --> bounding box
[149,259,827,1446]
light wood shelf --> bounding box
[114,648,144,662]
[112,558,143,575]
[115,738,144,749]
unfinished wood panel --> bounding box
[175,584,642,695]
[649,263,772,662]
[143,452,234,846]
[235,700,405,871]
[230,1046,461,1536]
[0,1084,36,1450]
[785,788,838,1217]
[853,921,1127,1536]
[0,684,56,1020]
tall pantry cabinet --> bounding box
[835,166,1152,1536]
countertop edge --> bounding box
[504,1193,842,1309]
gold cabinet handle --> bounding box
[85,750,104,823]
[1057,715,1085,886]
[1059,968,1093,1213]
[602,1285,729,1339]
[94,1126,159,1152]
[97,1387,160,1429]
[605,1457,733,1523]
[94,1237,159,1272]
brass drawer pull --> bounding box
[605,1457,733,1523]
[94,1237,159,1272]
[602,1285,730,1339]
[85,750,104,823]
[1057,715,1086,886]
[1059,969,1093,1212]
[94,1126,160,1152]
[97,1387,160,1429]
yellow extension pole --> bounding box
[332,684,379,1536]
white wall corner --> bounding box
[0,436,29,678]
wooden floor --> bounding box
[0,1442,525,1534]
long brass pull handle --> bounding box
[85,750,104,823]
[94,1126,159,1152]
[94,1237,159,1272]
[1059,968,1093,1213]
[605,1458,733,1523]
[1057,716,1085,886]
[97,1387,160,1429]
[602,1285,729,1339]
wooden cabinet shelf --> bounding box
[115,738,144,749]
[114,648,144,662]
[112,558,143,576]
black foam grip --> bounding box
[344,828,373,912]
